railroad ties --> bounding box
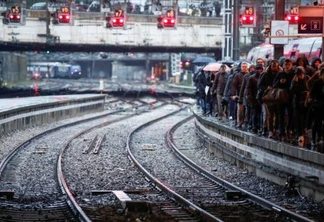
[82,134,106,154]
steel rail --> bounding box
[166,115,314,222]
[0,100,144,221]
[57,99,166,221]
[126,106,224,222]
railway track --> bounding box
[0,97,163,221]
[1,91,315,221]
[127,110,315,222]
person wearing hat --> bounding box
[273,58,295,141]
[290,66,309,145]
[247,63,263,133]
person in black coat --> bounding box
[273,59,295,140]
[247,64,263,133]
[211,65,228,119]
[196,70,210,115]
[257,60,280,138]
[230,62,249,128]
[309,63,324,148]
[290,66,309,144]
[223,68,236,120]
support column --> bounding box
[223,0,234,59]
[232,0,240,60]
[274,0,285,59]
[46,0,50,39]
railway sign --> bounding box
[270,20,289,45]
[298,6,324,34]
[298,17,322,33]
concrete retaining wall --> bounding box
[195,114,324,202]
[0,95,106,136]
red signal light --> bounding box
[286,14,298,23]
[241,15,254,25]
[8,13,20,22]
[106,9,125,28]
[157,13,176,29]
[58,13,70,23]
[111,17,124,27]
[162,17,175,28]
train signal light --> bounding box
[106,9,125,28]
[58,7,71,23]
[241,14,254,24]
[241,6,255,26]
[52,6,71,24]
[285,14,299,24]
[111,16,124,27]
[157,9,176,29]
[8,5,21,23]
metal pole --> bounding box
[46,0,50,39]
[223,0,234,59]
[146,53,150,79]
[274,0,285,59]
[233,0,239,60]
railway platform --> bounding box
[0,94,106,136]
[192,106,324,203]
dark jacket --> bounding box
[230,71,247,97]
[196,71,209,97]
[257,69,278,92]
[273,69,294,89]
[290,75,309,108]
[310,78,324,102]
[239,72,251,105]
[247,72,261,107]
[307,57,321,90]
[223,69,236,101]
[211,70,228,96]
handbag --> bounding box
[262,88,289,104]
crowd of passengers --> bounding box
[194,55,324,149]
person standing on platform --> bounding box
[205,71,213,116]
[230,62,249,129]
[211,64,228,120]
[273,59,295,141]
[257,59,280,138]
[290,66,309,145]
[247,64,263,133]
[309,63,324,148]
[196,70,209,115]
[239,65,254,130]
[213,1,221,17]
[223,68,235,120]
[295,54,314,78]
[200,0,208,17]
